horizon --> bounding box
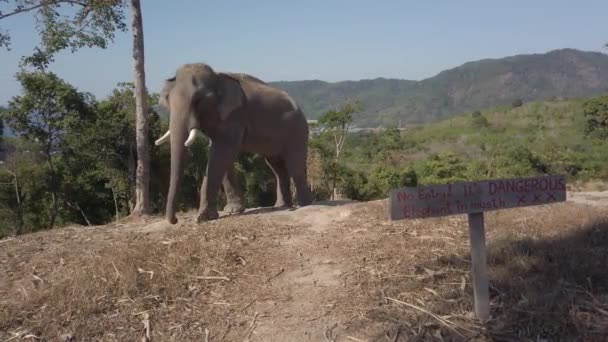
[1,1,608,104]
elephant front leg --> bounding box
[222,165,245,215]
[197,142,240,222]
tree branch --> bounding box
[0,1,88,21]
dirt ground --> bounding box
[1,191,608,341]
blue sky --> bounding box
[0,0,607,104]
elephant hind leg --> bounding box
[283,151,313,207]
[265,156,293,208]
[222,165,245,214]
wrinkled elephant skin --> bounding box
[156,63,313,224]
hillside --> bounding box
[271,48,608,127]
[1,196,608,341]
[337,97,608,193]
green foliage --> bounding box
[511,99,523,108]
[583,94,608,140]
[417,152,469,185]
[235,153,275,208]
[313,101,361,199]
[85,82,163,215]
[364,166,417,197]
[304,96,608,206]
[0,74,168,236]
[317,101,361,130]
[471,110,489,128]
[2,71,97,229]
[0,0,128,69]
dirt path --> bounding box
[241,203,356,341]
[131,200,388,341]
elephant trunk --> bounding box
[165,118,188,224]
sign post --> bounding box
[389,175,567,321]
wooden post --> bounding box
[467,212,490,321]
[389,175,567,323]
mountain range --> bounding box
[270,48,608,127]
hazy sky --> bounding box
[0,0,607,104]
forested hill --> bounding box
[271,48,608,127]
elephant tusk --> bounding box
[184,128,199,146]
[155,130,170,145]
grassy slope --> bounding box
[346,98,608,185]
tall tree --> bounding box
[316,101,361,199]
[129,0,150,215]
[0,0,128,69]
[92,82,161,217]
[1,0,153,216]
[2,71,96,229]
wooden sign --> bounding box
[388,175,567,322]
[389,175,566,220]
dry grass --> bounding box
[1,200,607,341]
[0,217,296,341]
[340,201,608,341]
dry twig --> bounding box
[386,297,465,337]
[384,327,400,342]
[324,323,338,342]
[137,267,154,279]
[141,313,151,342]
[111,261,121,279]
[346,336,366,341]
[189,275,231,281]
[243,312,259,341]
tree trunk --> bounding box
[12,172,23,236]
[130,0,150,216]
[112,186,119,221]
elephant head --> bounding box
[155,63,246,224]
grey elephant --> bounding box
[154,63,313,224]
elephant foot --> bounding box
[274,200,293,209]
[224,202,245,215]
[196,208,219,223]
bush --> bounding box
[418,152,469,184]
[583,95,608,140]
[512,99,523,108]
[471,110,489,128]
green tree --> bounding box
[2,71,96,228]
[1,0,153,218]
[91,82,162,217]
[583,94,608,140]
[315,100,361,199]
[0,0,128,69]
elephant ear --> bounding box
[159,76,176,109]
[217,73,245,121]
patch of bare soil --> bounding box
[1,194,608,341]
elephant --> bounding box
[154,63,314,224]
